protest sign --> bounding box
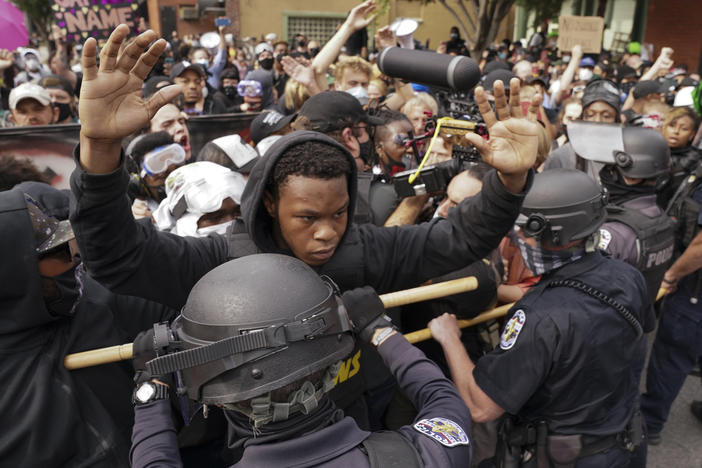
[557,16,605,54]
[51,0,140,42]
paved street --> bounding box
[647,373,702,468]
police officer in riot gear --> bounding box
[429,169,653,468]
[568,123,674,302]
[130,254,473,467]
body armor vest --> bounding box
[605,205,674,302]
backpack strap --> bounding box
[360,431,424,468]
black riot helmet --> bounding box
[146,254,354,404]
[516,169,608,247]
[568,122,671,179]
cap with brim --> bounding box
[632,80,664,99]
[143,75,173,99]
[579,57,596,68]
[482,69,517,92]
[582,79,621,113]
[38,75,74,97]
[297,91,383,133]
[255,42,273,57]
[24,195,75,253]
[169,61,206,80]
[9,83,52,110]
[249,110,296,145]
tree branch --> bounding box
[456,0,477,32]
[437,0,476,44]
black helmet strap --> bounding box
[146,294,351,376]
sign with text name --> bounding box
[557,15,605,54]
[51,0,140,43]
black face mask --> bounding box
[223,86,238,99]
[41,262,85,317]
[620,81,635,95]
[55,102,73,122]
[357,139,374,166]
[259,58,274,70]
[310,47,320,57]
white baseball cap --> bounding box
[9,83,52,110]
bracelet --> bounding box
[371,327,396,347]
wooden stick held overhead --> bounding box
[64,276,479,370]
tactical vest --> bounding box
[666,163,702,254]
[605,205,674,302]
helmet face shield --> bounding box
[145,254,355,404]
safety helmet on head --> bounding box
[567,122,670,179]
[516,169,607,247]
[147,254,354,405]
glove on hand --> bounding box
[341,286,394,343]
[132,322,171,384]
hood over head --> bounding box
[240,130,358,254]
[0,189,57,335]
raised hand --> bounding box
[0,49,13,71]
[345,0,376,32]
[79,24,181,141]
[281,55,318,92]
[461,78,540,193]
[375,25,395,50]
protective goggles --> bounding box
[141,143,187,176]
[237,80,263,98]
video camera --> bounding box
[393,118,487,198]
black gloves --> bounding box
[341,286,395,343]
[132,322,172,384]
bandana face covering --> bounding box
[41,262,86,317]
[510,231,584,276]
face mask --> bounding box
[41,262,85,317]
[621,82,635,95]
[223,86,238,99]
[592,73,601,80]
[259,58,274,70]
[55,102,73,122]
[25,57,40,72]
[196,221,231,237]
[310,47,320,57]
[297,39,306,48]
[346,86,369,106]
[509,231,584,276]
[450,33,458,40]
[498,52,507,60]
[357,138,373,166]
[578,68,594,82]
[202,86,208,99]
[195,58,209,67]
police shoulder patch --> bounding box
[413,417,470,447]
[598,228,612,250]
[500,309,526,350]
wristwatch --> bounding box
[133,380,170,405]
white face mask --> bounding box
[195,221,231,237]
[346,86,369,106]
[195,58,210,67]
[202,86,209,99]
[578,68,593,82]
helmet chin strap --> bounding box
[222,361,341,428]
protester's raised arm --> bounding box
[78,25,182,174]
[553,44,582,106]
[311,0,376,90]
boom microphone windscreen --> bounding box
[377,47,481,92]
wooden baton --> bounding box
[64,276,479,370]
[405,287,670,345]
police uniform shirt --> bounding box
[472,252,653,436]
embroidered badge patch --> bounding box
[598,228,612,250]
[500,309,526,350]
[413,417,470,447]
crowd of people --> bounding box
[2,0,702,466]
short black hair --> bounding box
[0,155,49,190]
[268,141,352,198]
[374,109,411,144]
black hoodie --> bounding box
[71,130,531,302]
[0,187,174,468]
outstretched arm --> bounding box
[79,25,182,174]
[311,0,376,90]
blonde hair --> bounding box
[333,56,372,84]
[368,78,388,96]
[662,106,700,133]
[284,79,310,113]
[401,92,438,116]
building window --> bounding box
[284,12,346,44]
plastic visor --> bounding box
[142,144,187,176]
